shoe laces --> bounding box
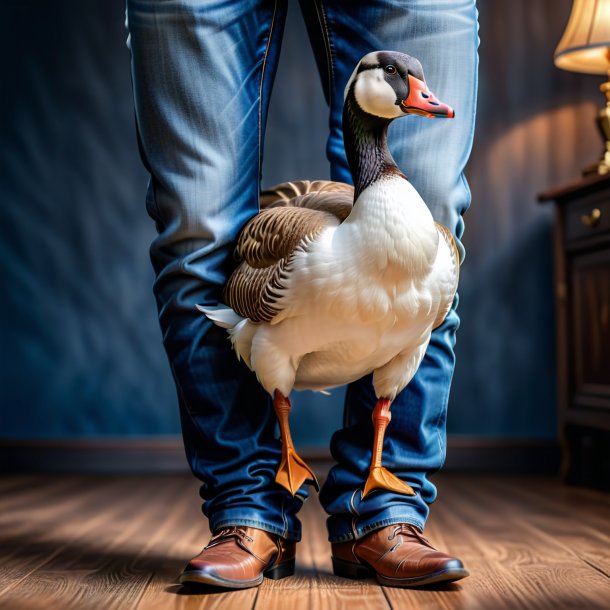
[387,524,434,548]
[206,526,254,548]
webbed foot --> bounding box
[275,447,319,496]
[362,466,415,499]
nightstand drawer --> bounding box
[569,248,610,410]
[565,196,610,244]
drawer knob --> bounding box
[580,208,602,227]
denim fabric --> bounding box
[126,0,478,542]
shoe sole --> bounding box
[332,556,469,588]
[179,558,295,589]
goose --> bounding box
[198,50,458,499]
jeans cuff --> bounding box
[326,506,426,543]
[209,511,302,542]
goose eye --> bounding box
[384,65,397,75]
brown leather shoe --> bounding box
[332,523,468,587]
[179,526,296,589]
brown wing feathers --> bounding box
[259,180,354,211]
[223,264,287,323]
[234,207,339,269]
[223,181,354,323]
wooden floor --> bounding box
[0,474,609,610]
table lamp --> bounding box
[555,0,610,175]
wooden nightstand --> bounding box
[539,174,610,490]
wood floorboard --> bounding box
[487,475,610,531]
[0,477,89,514]
[50,477,190,610]
[0,477,181,609]
[254,498,391,610]
[0,477,132,598]
[0,476,47,497]
[0,474,609,610]
[434,475,610,609]
[476,477,610,578]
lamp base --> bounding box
[584,71,610,176]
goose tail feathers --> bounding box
[196,304,244,329]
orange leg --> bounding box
[273,390,319,496]
[362,398,415,499]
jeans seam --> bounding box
[434,352,451,471]
[280,495,288,539]
[313,0,335,106]
[349,489,360,516]
[432,324,453,471]
[257,0,278,209]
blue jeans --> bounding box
[126,0,478,542]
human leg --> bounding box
[299,0,479,540]
[125,0,305,541]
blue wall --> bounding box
[0,0,600,445]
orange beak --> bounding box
[400,75,454,118]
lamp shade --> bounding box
[555,0,610,74]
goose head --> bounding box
[345,50,454,121]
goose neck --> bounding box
[343,96,405,198]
